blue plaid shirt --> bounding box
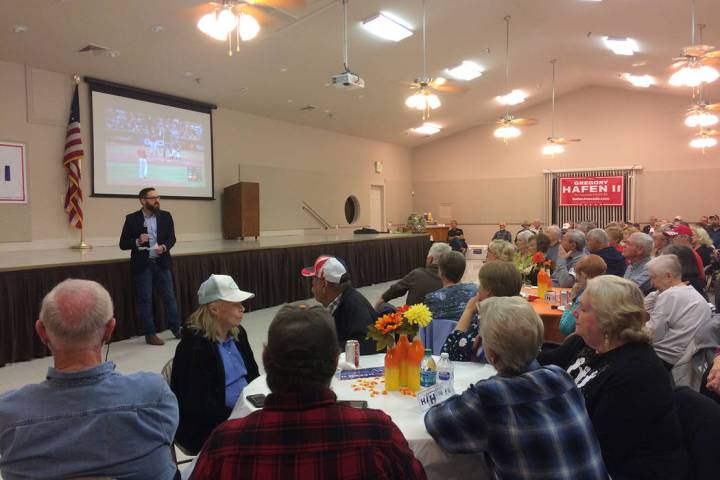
[425,361,608,480]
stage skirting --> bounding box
[0,234,428,366]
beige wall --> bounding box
[412,85,720,244]
[0,61,412,245]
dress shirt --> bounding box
[624,256,653,294]
[144,212,159,258]
[218,336,249,409]
[425,361,608,480]
[424,283,478,321]
[647,284,712,365]
[0,362,178,480]
[190,387,427,480]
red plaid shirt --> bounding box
[190,387,427,480]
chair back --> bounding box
[419,319,458,354]
[161,358,173,385]
[674,386,720,480]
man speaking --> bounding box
[119,187,181,345]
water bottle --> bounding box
[437,352,454,384]
[420,349,437,387]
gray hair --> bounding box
[487,239,516,262]
[516,230,536,244]
[545,225,561,240]
[565,229,586,250]
[584,276,652,344]
[479,297,544,373]
[587,228,609,246]
[629,232,653,256]
[428,242,452,264]
[647,254,682,279]
[578,221,596,233]
[40,279,113,344]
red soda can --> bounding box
[345,340,360,368]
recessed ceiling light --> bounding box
[446,61,484,81]
[624,73,654,88]
[149,25,166,33]
[411,122,441,135]
[12,25,29,33]
[362,12,413,42]
[496,89,527,105]
[604,36,639,56]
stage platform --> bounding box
[0,233,429,366]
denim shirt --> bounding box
[0,361,179,480]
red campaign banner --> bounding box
[559,176,624,206]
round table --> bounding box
[228,354,495,480]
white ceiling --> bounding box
[1,0,719,146]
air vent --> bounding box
[298,105,317,112]
[77,44,109,54]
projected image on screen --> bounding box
[90,86,214,199]
[103,109,205,186]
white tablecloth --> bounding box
[183,354,495,480]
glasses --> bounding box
[144,196,160,200]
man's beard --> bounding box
[146,202,159,212]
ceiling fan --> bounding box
[669,0,720,87]
[195,0,306,55]
[493,16,537,141]
[690,128,719,149]
[405,0,467,120]
[542,59,580,155]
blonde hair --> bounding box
[487,239,516,262]
[187,302,238,340]
[584,276,652,344]
[479,297,544,373]
[605,226,623,245]
[692,226,713,248]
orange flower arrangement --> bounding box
[366,304,432,351]
[374,313,403,335]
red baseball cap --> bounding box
[666,224,693,237]
[301,256,347,283]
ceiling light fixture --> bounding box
[446,61,483,81]
[542,143,565,155]
[685,110,719,128]
[496,89,527,105]
[689,133,718,149]
[494,125,521,139]
[604,36,639,56]
[406,90,441,111]
[624,73,654,88]
[405,0,442,120]
[670,63,719,87]
[197,3,262,55]
[411,122,442,135]
[362,12,413,42]
[542,59,581,155]
[669,4,719,87]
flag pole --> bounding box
[69,74,91,250]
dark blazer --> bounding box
[170,326,259,455]
[333,286,378,355]
[119,209,176,274]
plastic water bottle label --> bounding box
[420,370,437,387]
[438,371,452,382]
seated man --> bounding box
[425,297,608,480]
[191,305,427,479]
[374,242,450,309]
[447,220,468,253]
[586,228,626,277]
[0,279,179,480]
[552,229,587,287]
[491,222,512,243]
[424,251,477,321]
[623,232,654,294]
[302,255,376,354]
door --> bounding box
[369,185,384,232]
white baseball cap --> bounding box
[197,274,254,305]
[301,255,347,283]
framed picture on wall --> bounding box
[0,142,28,203]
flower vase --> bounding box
[396,334,410,387]
[537,268,551,299]
[384,344,400,391]
[406,336,425,392]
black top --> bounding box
[491,230,512,243]
[119,209,176,274]
[696,245,713,269]
[170,326,259,455]
[448,227,464,240]
[381,264,442,305]
[538,335,687,480]
[594,246,627,277]
[334,286,378,355]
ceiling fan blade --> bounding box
[683,44,715,57]
[671,59,688,69]
[700,57,720,66]
[705,50,720,58]
[705,130,720,136]
[706,103,720,111]
[510,118,538,126]
[243,4,280,27]
[250,0,307,9]
[432,82,469,94]
[555,138,582,144]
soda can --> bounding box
[545,291,557,304]
[345,340,360,368]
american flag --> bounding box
[63,85,84,229]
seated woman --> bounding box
[485,239,515,263]
[559,254,607,336]
[441,262,522,361]
[538,275,688,480]
[424,251,477,321]
[426,297,608,480]
[170,274,259,455]
[663,244,707,299]
[514,230,536,281]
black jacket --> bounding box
[595,246,627,277]
[381,264,442,306]
[119,209,176,274]
[170,326,259,454]
[333,286,378,355]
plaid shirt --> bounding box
[190,387,426,480]
[425,362,608,480]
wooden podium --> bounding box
[222,182,259,239]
